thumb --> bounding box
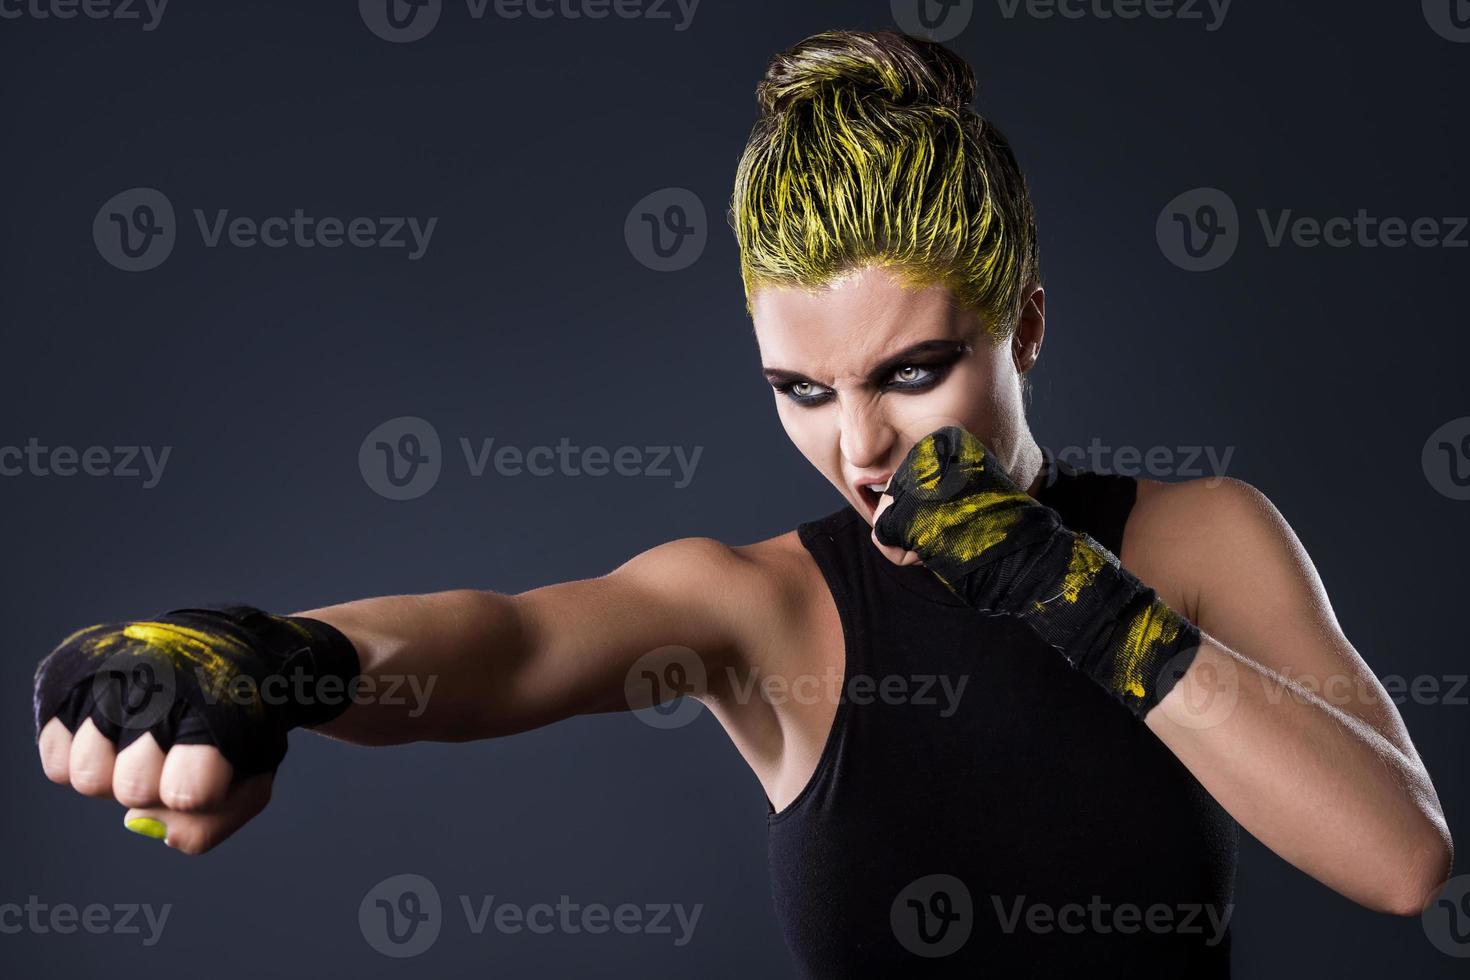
[122,771,274,856]
[871,494,923,567]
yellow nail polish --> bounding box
[125,817,167,841]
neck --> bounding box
[1013,433,1047,498]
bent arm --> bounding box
[1141,479,1454,916]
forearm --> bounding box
[1150,638,1454,915]
[874,426,1455,916]
[296,589,529,746]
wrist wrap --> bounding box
[33,604,360,777]
[874,427,1200,718]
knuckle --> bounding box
[70,771,112,797]
[160,785,201,811]
[112,773,156,805]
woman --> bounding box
[32,28,1453,977]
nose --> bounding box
[837,393,897,472]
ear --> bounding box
[1012,285,1045,374]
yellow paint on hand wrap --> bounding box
[1109,596,1185,700]
[907,490,1029,564]
[80,621,252,707]
[1033,533,1109,611]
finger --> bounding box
[68,717,116,798]
[870,520,917,567]
[159,743,234,812]
[123,772,273,856]
[38,716,74,784]
[112,732,166,808]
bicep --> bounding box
[507,536,752,731]
[1175,478,1419,761]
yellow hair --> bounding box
[729,29,1041,343]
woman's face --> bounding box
[752,263,1043,525]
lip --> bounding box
[851,473,893,519]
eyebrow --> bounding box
[761,339,972,387]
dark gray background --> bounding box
[2,0,1467,976]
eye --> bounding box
[772,379,834,406]
[885,363,943,390]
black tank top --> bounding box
[766,452,1240,978]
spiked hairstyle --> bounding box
[729,29,1042,344]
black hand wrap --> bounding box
[874,427,1200,719]
[33,604,360,778]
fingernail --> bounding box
[124,817,167,841]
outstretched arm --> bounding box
[35,536,754,854]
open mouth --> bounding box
[857,483,885,514]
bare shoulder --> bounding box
[619,530,814,609]
[611,528,821,664]
[1123,474,1296,624]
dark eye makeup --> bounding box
[765,340,972,408]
